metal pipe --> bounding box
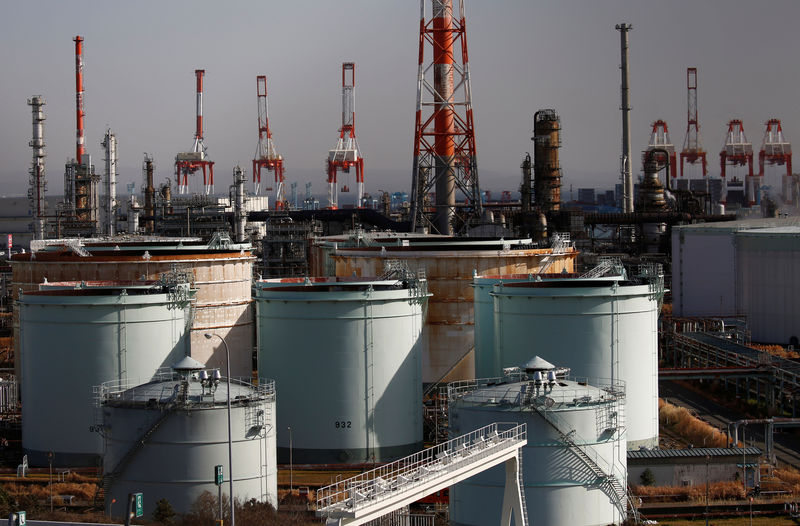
[615,24,633,213]
[205,333,235,526]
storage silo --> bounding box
[98,357,277,516]
[255,276,429,464]
[448,359,628,526]
[18,281,192,466]
[492,273,662,449]
[322,237,576,383]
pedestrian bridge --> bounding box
[316,422,528,526]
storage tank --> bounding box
[255,276,429,464]
[317,236,576,383]
[492,272,662,449]
[11,236,255,378]
[735,227,800,345]
[671,217,800,317]
[18,281,192,466]
[448,359,628,526]
[98,357,277,516]
[473,273,595,379]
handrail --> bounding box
[316,422,526,513]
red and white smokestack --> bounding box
[74,35,85,163]
[432,0,456,235]
[195,69,204,143]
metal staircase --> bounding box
[537,232,570,274]
[515,450,530,526]
[527,394,634,521]
[96,405,174,507]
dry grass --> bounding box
[659,399,731,448]
[1,472,98,502]
[633,480,746,502]
[772,466,800,495]
[750,343,800,360]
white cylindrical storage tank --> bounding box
[322,237,576,383]
[492,277,660,449]
[255,277,428,464]
[448,369,627,526]
[474,273,591,379]
[19,282,192,466]
[735,227,800,345]
[99,364,277,516]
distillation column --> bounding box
[533,110,562,214]
[27,96,47,240]
[101,129,117,236]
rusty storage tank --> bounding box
[18,280,192,466]
[255,276,428,464]
[11,235,254,379]
[533,109,562,213]
[98,357,277,516]
[314,236,576,384]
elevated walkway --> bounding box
[316,423,527,526]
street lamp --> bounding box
[287,426,293,492]
[205,332,235,526]
[705,454,709,526]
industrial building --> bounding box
[672,217,800,345]
[2,1,798,524]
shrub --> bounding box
[153,498,176,524]
[640,468,655,486]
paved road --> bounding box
[659,380,800,469]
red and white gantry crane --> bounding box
[253,75,286,209]
[758,118,793,203]
[719,119,754,205]
[326,62,364,209]
[645,120,677,188]
[680,68,708,180]
[175,69,215,195]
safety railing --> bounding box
[317,422,526,514]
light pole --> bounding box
[48,451,53,513]
[705,454,709,526]
[205,332,235,526]
[287,426,293,492]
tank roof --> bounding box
[673,216,800,234]
[98,370,274,409]
[450,374,624,412]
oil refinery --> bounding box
[1,1,799,525]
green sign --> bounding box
[16,511,25,526]
[134,493,143,517]
[215,465,224,486]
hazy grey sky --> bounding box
[2,0,799,199]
